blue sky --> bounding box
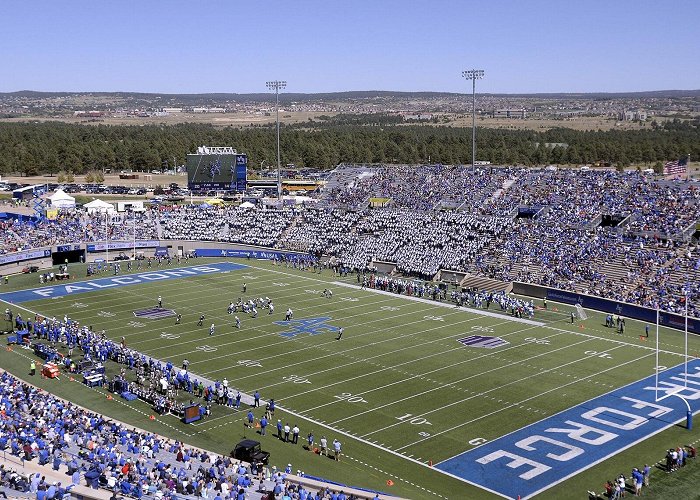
[1,0,698,94]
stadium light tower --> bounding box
[266,80,287,201]
[462,69,484,169]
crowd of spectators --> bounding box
[2,166,700,317]
[2,309,380,499]
[0,211,157,255]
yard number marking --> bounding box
[72,302,88,309]
[334,392,367,404]
[471,325,494,333]
[160,332,181,340]
[396,413,433,426]
[524,337,550,345]
[380,306,400,311]
[196,345,217,352]
[283,374,311,384]
[584,350,612,359]
[127,321,145,328]
[237,359,262,368]
[97,311,116,318]
[424,315,444,322]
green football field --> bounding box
[1,258,699,499]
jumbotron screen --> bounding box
[186,152,247,191]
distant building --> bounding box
[492,109,527,119]
[161,107,183,113]
[618,110,647,121]
[73,110,103,117]
[403,113,433,121]
[191,107,226,113]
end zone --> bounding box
[435,359,700,499]
[0,262,247,304]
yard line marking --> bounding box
[393,347,651,451]
[60,270,365,340]
[255,317,520,396]
[327,333,596,426]
[333,281,543,326]
[281,322,567,414]
[146,294,402,356]
[199,302,482,377]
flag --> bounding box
[663,156,688,175]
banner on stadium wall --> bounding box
[0,249,51,265]
[86,240,160,252]
[513,283,700,335]
[194,248,310,260]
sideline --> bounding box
[332,281,544,326]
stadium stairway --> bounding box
[459,273,512,293]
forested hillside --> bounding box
[0,118,698,175]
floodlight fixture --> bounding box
[462,69,485,169]
[266,81,287,200]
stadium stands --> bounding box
[1,166,699,317]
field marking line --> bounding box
[333,280,544,326]
[250,315,506,395]
[328,333,598,426]
[36,266,364,340]
[439,358,700,500]
[8,261,693,490]
[542,323,689,358]
[197,302,484,376]
[391,345,645,451]
[141,293,403,356]
[283,320,572,411]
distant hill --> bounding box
[2,89,699,104]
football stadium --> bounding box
[1,165,700,500]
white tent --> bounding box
[84,199,115,214]
[239,201,256,209]
[48,189,76,208]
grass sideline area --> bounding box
[0,258,699,499]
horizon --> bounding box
[3,88,700,97]
[2,0,699,95]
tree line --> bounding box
[0,118,698,176]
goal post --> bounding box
[575,303,587,321]
[654,305,693,429]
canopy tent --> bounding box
[48,189,76,209]
[84,199,115,214]
[204,198,225,206]
[239,201,256,209]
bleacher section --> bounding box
[2,166,700,317]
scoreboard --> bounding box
[186,146,247,191]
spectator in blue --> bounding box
[260,416,268,436]
[46,482,57,499]
[254,390,260,407]
[247,410,254,427]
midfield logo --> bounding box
[274,317,340,338]
[458,335,509,349]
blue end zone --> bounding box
[0,262,247,304]
[436,359,700,499]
